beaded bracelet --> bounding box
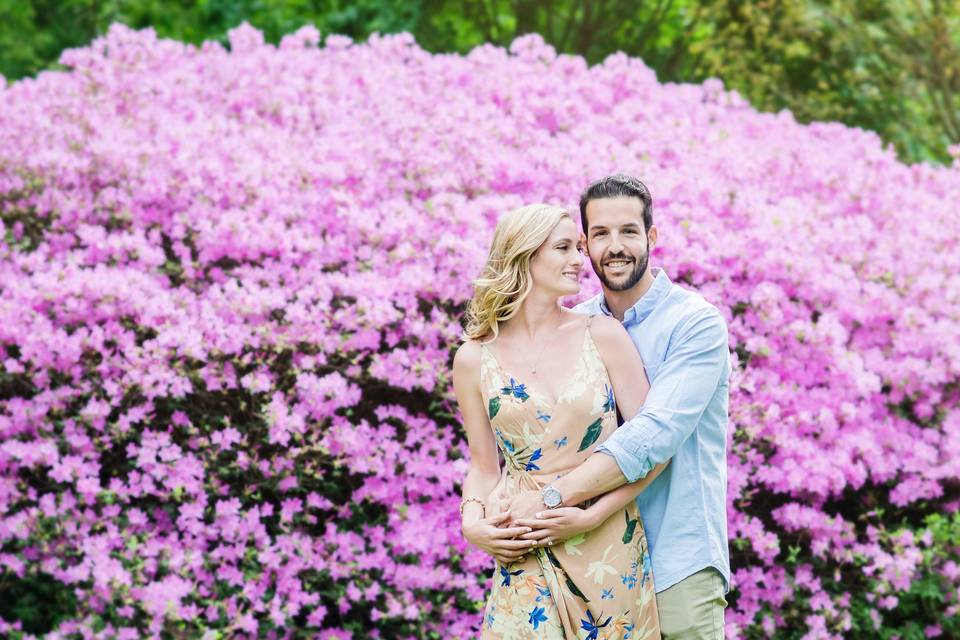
[459,496,485,517]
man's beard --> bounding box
[591,243,649,292]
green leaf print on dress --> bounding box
[577,417,603,452]
[489,396,501,419]
[623,511,640,544]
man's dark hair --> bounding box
[579,174,653,233]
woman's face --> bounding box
[529,216,584,297]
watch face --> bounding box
[542,486,562,508]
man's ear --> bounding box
[647,225,659,250]
[579,232,588,256]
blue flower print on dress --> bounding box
[601,588,614,600]
[524,448,543,471]
[553,436,567,449]
[640,553,652,587]
[528,606,548,630]
[500,378,530,401]
[580,610,613,640]
[500,566,524,587]
[537,410,551,422]
[602,384,615,413]
[535,586,551,602]
[621,573,638,590]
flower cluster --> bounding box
[0,23,957,639]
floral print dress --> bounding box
[478,321,661,640]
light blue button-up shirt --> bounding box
[576,268,730,593]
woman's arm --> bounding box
[517,317,668,544]
[453,342,536,563]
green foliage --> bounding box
[686,1,959,165]
[0,570,78,635]
[1,0,957,163]
[0,0,420,78]
[845,511,960,639]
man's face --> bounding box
[583,197,656,292]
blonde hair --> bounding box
[463,204,572,341]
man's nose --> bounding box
[608,233,624,253]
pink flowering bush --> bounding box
[1,22,958,639]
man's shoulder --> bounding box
[572,293,604,315]
[666,284,727,336]
[665,281,726,327]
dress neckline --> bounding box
[481,323,595,410]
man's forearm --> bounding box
[553,452,628,507]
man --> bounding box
[513,174,731,639]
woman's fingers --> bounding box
[493,537,539,550]
[485,510,512,525]
[513,516,566,529]
[493,547,527,562]
[488,525,532,539]
[518,528,554,541]
[496,554,523,564]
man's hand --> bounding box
[502,490,546,522]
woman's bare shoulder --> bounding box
[453,339,484,373]
[588,314,628,338]
[587,314,635,357]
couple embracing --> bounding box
[454,175,730,639]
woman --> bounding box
[452,204,666,639]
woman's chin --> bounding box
[542,281,580,299]
[560,283,581,297]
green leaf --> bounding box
[488,396,501,419]
[577,418,603,452]
[622,511,639,544]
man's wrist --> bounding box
[553,478,577,507]
[540,485,563,509]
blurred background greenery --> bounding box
[1,0,957,165]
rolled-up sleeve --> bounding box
[597,309,729,482]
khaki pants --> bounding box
[656,568,727,640]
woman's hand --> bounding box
[514,507,597,547]
[462,511,537,565]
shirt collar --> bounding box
[599,268,672,325]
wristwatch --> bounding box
[541,484,563,509]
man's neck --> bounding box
[602,268,657,321]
